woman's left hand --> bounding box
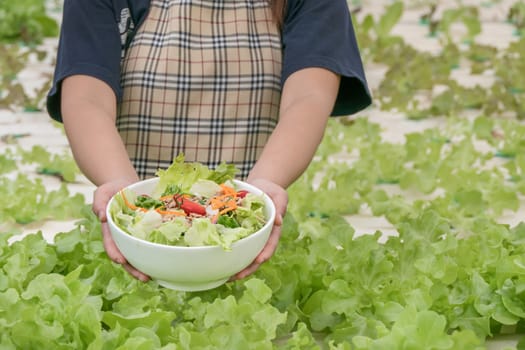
[230,178,288,280]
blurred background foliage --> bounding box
[0,0,524,118]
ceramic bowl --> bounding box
[106,178,275,292]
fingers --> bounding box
[92,178,137,221]
[101,221,126,264]
[254,222,282,264]
[230,220,283,281]
[92,178,149,282]
[101,219,150,282]
[272,191,288,220]
[274,213,283,226]
[227,178,289,281]
[122,262,150,282]
[249,178,288,224]
[232,261,259,280]
[92,185,117,221]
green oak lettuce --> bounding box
[2,117,525,348]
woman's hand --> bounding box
[92,178,150,282]
[230,178,288,280]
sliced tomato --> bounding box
[174,195,206,216]
[236,190,249,198]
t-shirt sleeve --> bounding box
[281,0,372,116]
[46,0,122,122]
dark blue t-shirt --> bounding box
[47,0,371,122]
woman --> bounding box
[47,0,371,281]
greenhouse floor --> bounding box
[2,0,524,348]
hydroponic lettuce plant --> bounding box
[0,174,86,226]
[18,145,80,182]
[3,1,525,348]
[0,44,53,111]
[0,0,58,45]
[507,1,525,35]
[3,115,525,348]
[0,0,58,111]
[355,2,525,120]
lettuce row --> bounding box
[2,116,525,348]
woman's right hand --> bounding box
[92,179,150,282]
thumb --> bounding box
[92,187,116,223]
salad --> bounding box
[109,155,268,250]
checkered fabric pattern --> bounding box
[117,0,282,179]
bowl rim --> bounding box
[106,178,276,251]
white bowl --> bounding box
[106,178,275,292]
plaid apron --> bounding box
[117,0,282,179]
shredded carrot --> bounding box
[219,206,236,215]
[121,191,186,216]
[209,185,240,210]
[156,209,186,216]
[159,193,189,201]
[120,191,148,212]
[210,197,225,209]
[210,203,237,223]
[210,196,238,209]
[225,199,237,208]
[212,198,237,215]
[220,183,236,196]
[209,186,239,222]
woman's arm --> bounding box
[247,67,340,187]
[234,67,339,279]
[61,75,138,186]
[61,75,148,281]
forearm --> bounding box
[63,110,138,186]
[61,75,138,186]
[248,102,330,188]
[248,68,340,188]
